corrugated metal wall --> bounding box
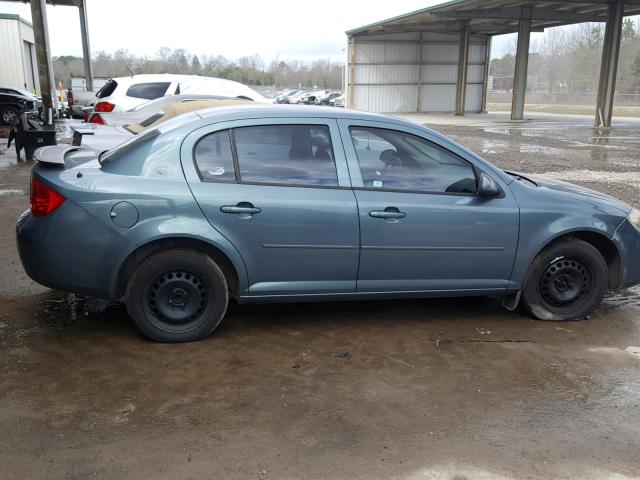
[0,17,26,89]
[347,31,489,113]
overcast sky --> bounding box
[0,0,518,61]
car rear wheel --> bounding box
[1,106,18,125]
[522,238,607,321]
[125,249,228,342]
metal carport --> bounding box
[346,0,640,127]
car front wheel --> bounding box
[125,249,228,342]
[522,238,608,321]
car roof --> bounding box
[190,104,420,129]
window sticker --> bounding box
[373,180,383,188]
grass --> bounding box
[487,103,640,118]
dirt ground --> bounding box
[1,113,640,480]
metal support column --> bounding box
[78,0,94,92]
[30,0,56,125]
[511,7,531,121]
[595,1,624,128]
[481,36,492,113]
[347,36,356,109]
[455,20,470,116]
[416,32,423,112]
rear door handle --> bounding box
[369,207,406,219]
[220,202,261,214]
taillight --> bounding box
[94,101,115,112]
[31,177,65,217]
[91,114,105,125]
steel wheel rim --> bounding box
[2,110,16,123]
[144,270,211,331]
[539,257,592,308]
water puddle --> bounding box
[0,188,25,196]
[604,285,640,308]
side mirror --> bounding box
[478,173,501,197]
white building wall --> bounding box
[347,31,489,113]
[0,16,26,90]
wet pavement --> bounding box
[1,114,640,479]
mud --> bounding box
[1,116,640,479]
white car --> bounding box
[332,94,345,107]
[287,91,309,104]
[88,94,240,126]
[73,98,250,152]
[93,74,266,114]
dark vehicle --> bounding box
[0,91,40,125]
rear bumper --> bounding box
[16,201,133,299]
[613,219,640,289]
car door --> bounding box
[338,120,519,293]
[181,118,359,296]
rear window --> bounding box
[96,79,117,99]
[126,82,171,100]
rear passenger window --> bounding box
[233,125,337,186]
[194,131,236,181]
[125,82,171,100]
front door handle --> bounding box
[220,202,261,215]
[369,207,406,219]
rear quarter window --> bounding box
[96,79,118,98]
[126,82,171,100]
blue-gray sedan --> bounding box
[16,105,640,342]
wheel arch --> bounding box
[526,229,621,289]
[116,236,244,299]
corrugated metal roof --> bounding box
[347,0,640,36]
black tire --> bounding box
[522,238,607,321]
[0,106,18,126]
[125,249,228,342]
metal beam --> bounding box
[595,2,624,128]
[455,20,470,116]
[417,32,423,112]
[481,36,492,113]
[348,36,356,109]
[511,8,531,121]
[444,7,607,22]
[78,0,93,92]
[30,0,55,125]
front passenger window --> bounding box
[350,127,477,194]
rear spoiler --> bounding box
[33,145,98,167]
[71,125,95,146]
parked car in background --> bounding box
[332,94,345,107]
[299,90,329,105]
[18,104,640,342]
[315,91,342,106]
[72,98,249,152]
[88,94,244,126]
[0,91,40,125]
[93,74,266,114]
[68,89,96,119]
[274,90,299,104]
[287,91,308,104]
